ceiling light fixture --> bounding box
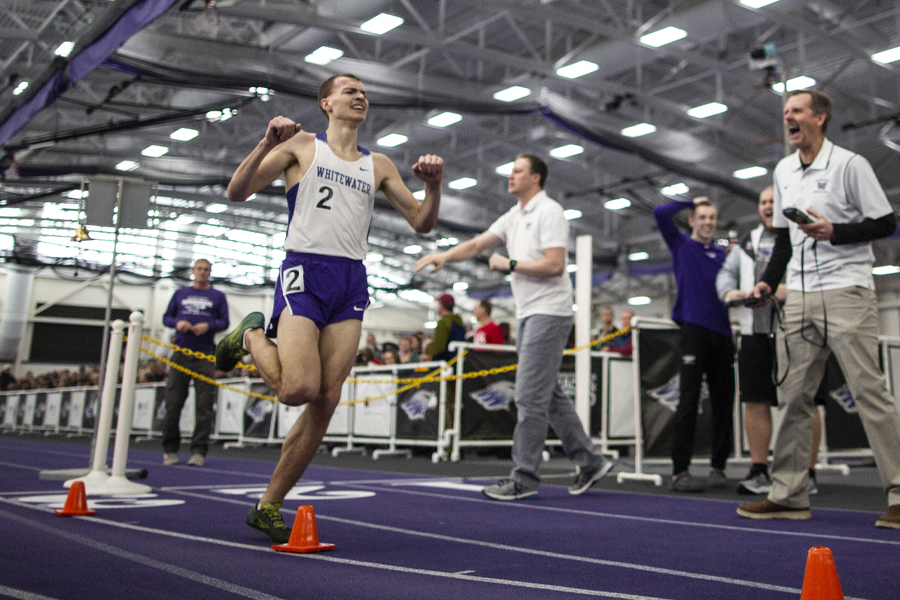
[205,203,229,213]
[115,160,139,172]
[305,46,344,65]
[360,13,404,35]
[739,0,781,8]
[550,144,584,158]
[628,296,652,306]
[604,198,631,210]
[427,112,462,127]
[493,86,531,102]
[771,76,816,93]
[453,281,469,291]
[733,166,768,179]
[141,145,169,157]
[495,162,515,176]
[621,123,657,137]
[376,133,408,147]
[872,46,900,64]
[563,209,582,220]
[170,128,199,141]
[12,81,28,96]
[449,177,477,190]
[628,251,649,261]
[661,183,690,197]
[403,244,422,254]
[639,26,687,48]
[54,41,75,57]
[687,102,728,118]
[556,60,599,79]
[873,265,900,275]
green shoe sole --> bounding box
[215,312,265,371]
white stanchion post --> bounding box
[92,311,152,495]
[64,320,126,491]
[575,235,592,428]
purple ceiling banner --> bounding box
[0,0,179,148]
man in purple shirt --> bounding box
[161,259,229,467]
[654,198,734,492]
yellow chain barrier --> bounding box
[133,327,629,406]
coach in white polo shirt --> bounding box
[416,154,611,501]
[738,89,900,528]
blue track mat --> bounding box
[1,438,897,599]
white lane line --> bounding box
[0,584,60,600]
[165,489,810,597]
[0,504,285,600]
[335,481,900,547]
[0,460,44,472]
[0,499,672,600]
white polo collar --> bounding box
[788,138,834,172]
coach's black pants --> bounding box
[671,323,735,475]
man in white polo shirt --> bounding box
[416,154,612,500]
[738,89,900,528]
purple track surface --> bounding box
[1,438,898,600]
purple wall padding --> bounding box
[0,0,178,147]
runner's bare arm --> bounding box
[376,153,444,233]
[227,117,304,202]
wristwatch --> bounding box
[509,259,517,272]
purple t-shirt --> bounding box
[653,200,731,339]
[163,286,229,352]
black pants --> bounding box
[671,323,735,474]
[161,351,217,456]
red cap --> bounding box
[437,293,455,311]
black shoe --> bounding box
[246,502,291,544]
[668,471,706,493]
[215,312,265,372]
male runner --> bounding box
[216,74,444,543]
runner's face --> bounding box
[325,77,368,122]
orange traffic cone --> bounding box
[800,547,844,600]
[55,481,96,517]
[272,505,335,553]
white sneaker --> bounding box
[187,453,205,467]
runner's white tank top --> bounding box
[283,133,375,260]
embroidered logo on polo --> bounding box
[400,390,438,420]
[470,380,516,411]
[815,179,828,192]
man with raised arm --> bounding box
[653,197,735,493]
[416,154,612,501]
[216,74,444,543]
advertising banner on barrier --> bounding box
[244,383,275,440]
[817,353,870,451]
[44,392,62,429]
[82,389,98,430]
[395,366,441,440]
[32,393,46,428]
[638,328,713,458]
[461,351,518,440]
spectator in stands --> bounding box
[160,258,229,467]
[426,294,466,361]
[607,311,633,357]
[397,336,420,364]
[381,349,400,365]
[473,299,505,347]
[596,307,617,349]
[355,347,375,366]
[365,333,382,362]
[0,366,15,391]
[654,197,734,493]
[498,321,512,345]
